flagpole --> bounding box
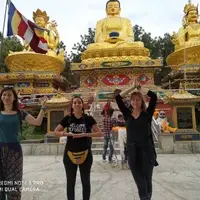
[0,0,9,69]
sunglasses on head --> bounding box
[3,85,14,88]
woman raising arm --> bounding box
[115,78,158,200]
[0,86,47,200]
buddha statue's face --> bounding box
[35,16,46,28]
[187,9,198,23]
[106,1,121,16]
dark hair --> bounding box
[118,114,123,119]
[101,108,114,117]
[106,0,121,8]
[70,96,85,116]
[0,87,19,111]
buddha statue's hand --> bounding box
[105,37,123,43]
[104,32,123,43]
[172,32,180,45]
[125,37,135,43]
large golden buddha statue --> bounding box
[87,0,144,50]
[172,0,200,50]
[81,0,150,66]
[24,9,60,57]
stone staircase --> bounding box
[91,138,120,155]
[21,139,161,156]
[21,92,160,156]
[90,99,160,154]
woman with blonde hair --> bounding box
[115,78,158,200]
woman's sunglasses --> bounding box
[3,85,14,88]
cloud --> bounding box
[0,0,199,52]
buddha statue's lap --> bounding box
[88,41,144,49]
[87,0,144,51]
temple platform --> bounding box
[21,154,200,200]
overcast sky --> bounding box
[0,0,199,52]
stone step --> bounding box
[92,137,104,142]
[92,141,119,148]
[21,143,162,156]
[92,142,158,149]
[94,141,158,148]
[91,148,120,155]
[91,148,162,155]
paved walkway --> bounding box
[21,154,200,200]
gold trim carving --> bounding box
[5,52,64,74]
[167,46,200,69]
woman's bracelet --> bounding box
[41,105,46,112]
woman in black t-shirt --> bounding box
[115,78,158,200]
[54,96,102,200]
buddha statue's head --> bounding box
[184,0,198,24]
[33,9,49,28]
[106,0,121,16]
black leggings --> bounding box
[63,150,93,200]
[128,145,154,200]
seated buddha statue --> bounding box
[172,0,200,50]
[24,9,59,55]
[87,0,144,50]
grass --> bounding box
[20,123,45,141]
[25,134,44,140]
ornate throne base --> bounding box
[1,51,65,95]
[81,47,151,66]
[5,51,64,74]
[167,45,200,71]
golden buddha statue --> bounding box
[87,0,144,50]
[172,0,200,50]
[5,9,65,76]
[24,9,60,56]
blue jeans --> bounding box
[102,136,114,161]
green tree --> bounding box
[134,25,144,41]
[133,25,174,61]
[153,33,174,64]
[52,60,80,91]
[0,33,24,72]
[69,28,95,62]
[57,40,66,51]
[134,25,154,52]
[153,34,174,85]
[61,61,80,88]
[134,26,174,85]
